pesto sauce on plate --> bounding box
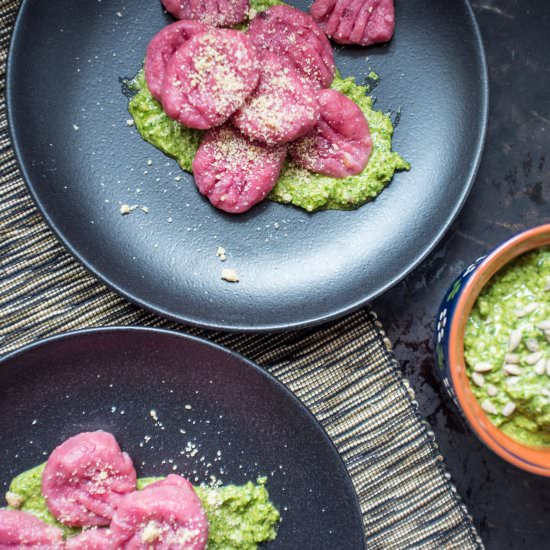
[6,464,280,549]
[464,247,550,446]
[127,0,409,212]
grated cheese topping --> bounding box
[234,59,319,145]
[165,31,259,127]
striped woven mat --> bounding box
[0,1,482,547]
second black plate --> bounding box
[7,0,488,330]
[0,328,365,549]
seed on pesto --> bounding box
[525,351,544,365]
[534,358,546,376]
[508,329,523,352]
[481,400,498,415]
[504,353,520,364]
[473,362,493,373]
[472,372,485,387]
[514,302,538,317]
[504,364,522,376]
[525,338,540,352]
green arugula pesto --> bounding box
[464,247,550,446]
[247,0,284,16]
[138,477,279,550]
[127,0,409,212]
[6,464,78,538]
[128,70,201,173]
[6,464,280,549]
[270,77,409,211]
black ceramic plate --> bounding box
[7,0,488,331]
[0,328,365,549]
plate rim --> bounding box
[5,0,489,333]
[0,325,367,548]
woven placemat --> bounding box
[0,1,482,548]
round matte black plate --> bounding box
[7,0,488,331]
[0,328,365,549]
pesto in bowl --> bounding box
[464,246,550,446]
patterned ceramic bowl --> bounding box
[435,224,550,476]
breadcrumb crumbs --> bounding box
[216,247,227,261]
[221,269,239,283]
[5,491,23,508]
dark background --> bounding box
[373,1,550,548]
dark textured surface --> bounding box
[373,1,550,548]
[0,328,365,550]
[6,0,487,331]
